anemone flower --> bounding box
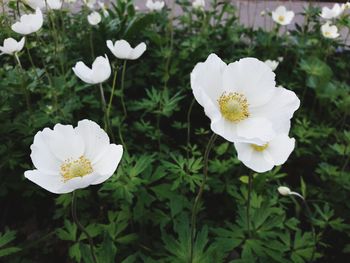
[87,11,101,25]
[320,3,343,19]
[192,0,205,10]
[234,134,295,173]
[24,120,123,194]
[272,6,295,26]
[0,37,25,55]
[146,0,165,11]
[106,40,146,60]
[321,22,340,39]
[11,8,43,35]
[72,55,111,84]
[190,54,300,145]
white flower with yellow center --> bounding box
[272,6,295,26]
[24,120,123,194]
[321,22,340,39]
[191,54,300,145]
[234,134,295,173]
[320,4,343,19]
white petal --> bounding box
[112,40,132,59]
[222,58,275,107]
[24,170,66,194]
[91,55,111,82]
[250,87,300,134]
[72,61,94,84]
[93,144,123,183]
[190,53,226,107]
[56,172,99,193]
[236,117,276,144]
[75,119,110,163]
[266,134,295,165]
[210,117,240,142]
[130,42,146,60]
[41,124,85,161]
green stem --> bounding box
[107,69,118,121]
[120,60,127,118]
[247,172,253,238]
[186,99,195,165]
[189,133,217,263]
[71,191,98,263]
[90,29,95,60]
[14,53,31,111]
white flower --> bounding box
[98,1,109,17]
[321,22,340,39]
[342,2,350,10]
[264,59,279,71]
[320,4,343,19]
[278,186,291,196]
[24,120,123,194]
[192,0,205,10]
[47,0,63,10]
[272,6,295,25]
[146,0,165,11]
[190,54,300,145]
[278,186,304,199]
[72,55,111,84]
[260,10,266,17]
[277,57,284,62]
[83,0,96,9]
[26,0,45,9]
[0,37,25,55]
[11,8,43,35]
[106,39,146,60]
[87,11,101,25]
[234,134,295,173]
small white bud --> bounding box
[278,186,291,196]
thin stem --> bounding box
[71,191,98,263]
[247,172,253,237]
[14,53,31,111]
[189,133,217,263]
[26,45,40,79]
[120,60,127,117]
[89,29,95,60]
[186,99,195,165]
[107,69,118,121]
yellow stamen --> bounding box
[60,156,93,182]
[218,92,249,122]
[251,143,269,152]
[278,15,285,22]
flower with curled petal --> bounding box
[106,39,146,60]
[24,120,123,194]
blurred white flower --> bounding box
[83,0,96,9]
[277,57,284,62]
[11,8,43,35]
[26,0,45,9]
[72,55,111,84]
[272,6,295,25]
[0,37,25,55]
[98,1,109,17]
[87,11,101,25]
[260,10,266,17]
[264,59,279,71]
[192,0,205,10]
[321,22,340,39]
[342,2,350,10]
[320,4,343,19]
[234,134,295,173]
[24,119,123,194]
[146,0,165,11]
[106,39,146,60]
[190,54,300,145]
[278,186,304,199]
[47,0,62,10]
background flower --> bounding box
[272,5,295,25]
[320,3,343,19]
[11,8,43,35]
[72,55,111,84]
[234,134,295,173]
[107,39,146,60]
[264,59,279,71]
[321,22,340,39]
[87,11,102,25]
[192,0,205,10]
[146,0,165,11]
[47,0,63,10]
[24,120,123,194]
[0,37,25,55]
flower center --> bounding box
[60,156,93,182]
[278,15,285,22]
[251,143,269,152]
[218,92,249,122]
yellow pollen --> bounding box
[60,156,93,182]
[251,143,269,152]
[218,92,249,122]
[278,15,285,22]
